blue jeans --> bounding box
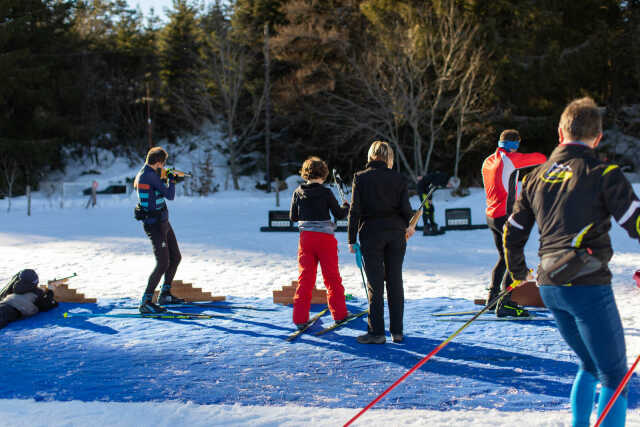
[539,284,627,390]
[540,285,628,427]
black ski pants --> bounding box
[143,220,181,297]
[360,229,406,336]
[0,303,20,329]
[487,215,507,295]
[421,197,436,229]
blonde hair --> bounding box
[367,140,394,167]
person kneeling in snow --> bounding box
[0,269,58,329]
[290,157,350,329]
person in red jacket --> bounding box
[481,129,546,316]
[289,157,350,328]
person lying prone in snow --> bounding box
[0,269,58,329]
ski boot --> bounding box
[139,301,168,314]
[486,288,499,311]
[495,297,529,318]
[356,333,386,344]
[157,292,186,305]
[295,320,312,330]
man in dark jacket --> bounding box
[504,97,636,426]
[348,141,413,344]
[134,146,182,313]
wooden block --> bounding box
[47,286,97,303]
[53,290,79,299]
[512,281,545,307]
[202,296,225,302]
[272,290,288,299]
[291,280,298,287]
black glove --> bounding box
[166,168,177,181]
[35,289,58,312]
[134,204,146,221]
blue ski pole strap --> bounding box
[354,243,363,269]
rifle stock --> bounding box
[47,272,78,287]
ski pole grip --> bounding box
[508,279,523,290]
[354,243,363,269]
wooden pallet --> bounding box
[474,281,545,308]
[42,278,97,303]
[153,280,225,303]
[273,280,327,305]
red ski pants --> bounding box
[293,231,348,324]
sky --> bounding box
[127,0,174,18]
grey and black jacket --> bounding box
[289,183,348,234]
[504,143,640,285]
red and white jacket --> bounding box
[482,148,546,218]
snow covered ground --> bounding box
[2,158,640,425]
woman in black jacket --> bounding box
[347,141,413,344]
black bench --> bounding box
[442,208,488,231]
[260,211,426,232]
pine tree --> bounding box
[159,0,204,136]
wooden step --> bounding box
[273,280,327,304]
[41,283,97,303]
[153,280,226,302]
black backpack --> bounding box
[0,269,39,301]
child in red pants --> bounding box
[289,157,350,328]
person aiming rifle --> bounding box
[133,146,184,314]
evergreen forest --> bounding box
[2,0,640,194]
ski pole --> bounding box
[593,353,640,427]
[353,243,369,301]
[343,277,524,427]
